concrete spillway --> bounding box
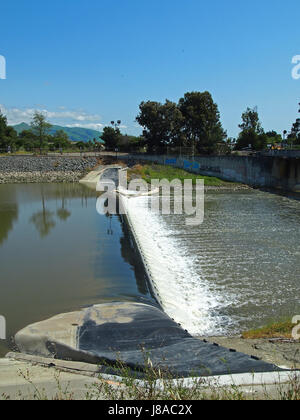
[13,167,294,382]
[119,193,221,336]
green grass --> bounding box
[0,151,32,156]
[242,319,295,339]
[128,164,239,187]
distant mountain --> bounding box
[13,123,31,133]
[13,122,104,144]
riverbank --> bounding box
[202,320,300,369]
[125,153,300,193]
[127,163,249,189]
[203,336,300,370]
[0,156,100,184]
[211,320,299,369]
[0,155,251,190]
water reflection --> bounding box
[119,215,153,298]
[0,204,18,246]
[0,186,18,246]
[56,208,71,221]
[30,187,56,237]
[96,195,155,298]
[56,196,71,222]
[107,214,114,236]
[29,185,96,238]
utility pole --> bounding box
[111,120,121,130]
[111,120,121,157]
[283,130,287,148]
[290,103,300,149]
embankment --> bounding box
[0,156,99,183]
[125,154,300,193]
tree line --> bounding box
[104,92,300,154]
[102,91,227,154]
[1,93,299,154]
[235,106,300,151]
[0,111,103,153]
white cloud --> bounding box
[0,105,133,133]
[65,123,104,131]
[0,104,102,127]
[0,105,35,125]
[44,110,102,122]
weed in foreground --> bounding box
[0,354,299,400]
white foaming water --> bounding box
[121,194,225,336]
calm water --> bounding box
[0,183,154,356]
[1,184,300,356]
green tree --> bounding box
[101,126,122,151]
[160,100,185,150]
[238,107,263,134]
[30,111,52,152]
[75,141,88,150]
[117,135,145,152]
[265,131,282,145]
[178,91,226,155]
[136,101,165,153]
[0,110,18,150]
[92,137,104,151]
[236,107,267,151]
[289,118,300,145]
[17,129,38,151]
[51,129,71,150]
[136,100,184,153]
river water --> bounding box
[126,189,300,336]
[0,183,299,356]
[0,183,154,357]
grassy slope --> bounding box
[242,320,295,339]
[128,163,239,187]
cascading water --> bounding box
[120,194,227,336]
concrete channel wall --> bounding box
[123,154,300,192]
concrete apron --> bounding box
[6,167,298,390]
[79,164,123,190]
[0,356,109,400]
[2,352,297,398]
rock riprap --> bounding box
[0,156,99,183]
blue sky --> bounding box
[0,0,299,137]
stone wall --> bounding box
[0,156,99,183]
